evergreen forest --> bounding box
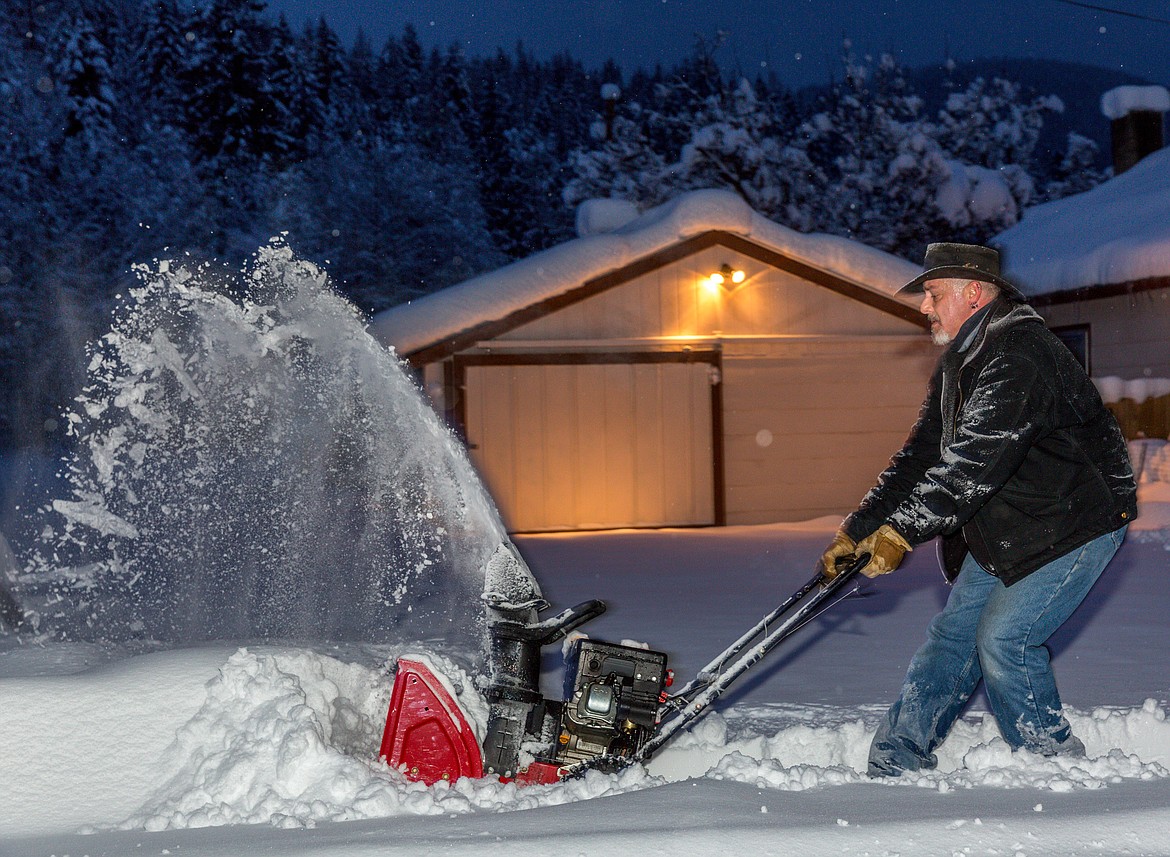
[0,0,1133,449]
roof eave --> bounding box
[1028,275,1170,307]
[402,230,926,366]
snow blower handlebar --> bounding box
[634,552,871,763]
[675,573,824,698]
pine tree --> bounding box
[671,76,821,230]
[932,76,1062,171]
[924,74,1067,241]
[55,11,117,150]
[800,49,950,256]
[177,0,278,165]
[474,62,524,254]
[132,0,188,135]
[346,29,379,141]
[437,42,479,146]
[265,15,309,167]
[375,24,424,134]
[276,140,506,312]
[302,16,348,146]
[562,89,670,210]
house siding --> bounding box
[720,337,937,524]
[1036,285,1170,379]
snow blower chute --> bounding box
[379,542,868,785]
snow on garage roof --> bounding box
[369,189,921,359]
[995,145,1170,297]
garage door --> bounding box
[460,355,720,532]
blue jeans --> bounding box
[868,526,1127,776]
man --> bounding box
[820,242,1136,777]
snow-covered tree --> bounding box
[1042,132,1108,201]
[300,17,349,147]
[274,140,506,313]
[261,16,311,167]
[345,29,379,140]
[932,76,1062,171]
[669,77,821,230]
[55,12,117,149]
[800,50,950,254]
[563,95,671,210]
[130,0,189,134]
[177,0,279,165]
[0,6,1117,448]
[375,24,425,133]
[487,125,572,256]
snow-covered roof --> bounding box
[995,145,1170,296]
[369,189,921,358]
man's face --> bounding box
[920,279,973,346]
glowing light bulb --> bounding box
[707,264,746,291]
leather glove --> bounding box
[854,524,912,578]
[817,529,856,580]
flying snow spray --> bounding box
[20,240,510,648]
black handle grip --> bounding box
[538,599,607,646]
[826,551,871,583]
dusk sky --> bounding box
[263,0,1170,88]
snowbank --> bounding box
[1094,375,1170,405]
[0,645,656,838]
[3,642,1168,840]
[2,527,1169,856]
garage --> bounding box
[457,353,720,531]
[371,190,934,532]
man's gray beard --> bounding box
[931,329,953,346]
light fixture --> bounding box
[706,263,746,291]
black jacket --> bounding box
[844,298,1137,585]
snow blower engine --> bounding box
[379,542,867,785]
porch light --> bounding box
[707,263,745,290]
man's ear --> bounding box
[965,280,983,308]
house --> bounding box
[370,189,937,533]
[994,85,1170,440]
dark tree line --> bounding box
[0,2,1106,451]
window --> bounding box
[1050,324,1091,374]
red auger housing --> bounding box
[380,542,665,784]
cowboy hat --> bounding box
[898,243,1027,302]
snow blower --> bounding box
[379,542,868,785]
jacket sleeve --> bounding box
[885,341,1052,546]
[842,362,945,542]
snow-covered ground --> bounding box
[3,502,1169,856]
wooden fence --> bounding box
[1107,393,1170,440]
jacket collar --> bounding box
[953,297,1043,368]
[955,303,995,353]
